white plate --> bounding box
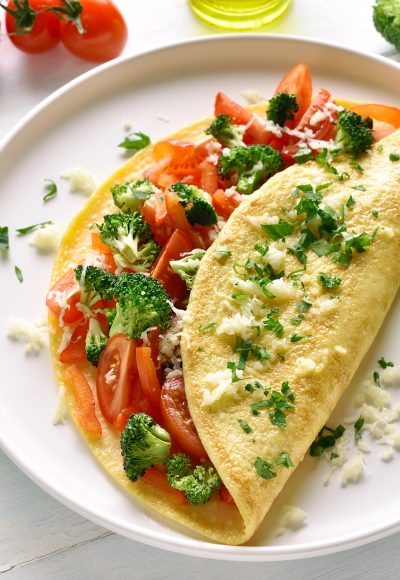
[1,35,400,562]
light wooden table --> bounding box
[1,1,400,578]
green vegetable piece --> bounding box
[14,265,23,283]
[170,249,206,289]
[238,419,252,434]
[85,318,108,366]
[205,114,243,147]
[335,109,374,158]
[172,182,218,226]
[111,178,155,212]
[16,221,53,236]
[0,226,9,251]
[318,272,342,289]
[267,92,299,127]
[373,0,400,51]
[389,152,400,162]
[166,453,221,505]
[276,451,294,469]
[43,179,58,202]
[254,456,277,479]
[261,219,294,241]
[310,424,345,457]
[354,416,365,441]
[378,356,394,369]
[118,131,151,151]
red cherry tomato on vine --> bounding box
[4,0,62,54]
[59,0,128,62]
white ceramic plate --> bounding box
[1,36,400,562]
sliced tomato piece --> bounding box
[343,103,400,129]
[219,485,235,505]
[295,88,336,140]
[164,190,193,232]
[372,120,397,142]
[151,229,194,301]
[59,321,89,364]
[96,333,137,424]
[142,192,173,247]
[91,231,112,254]
[200,159,219,194]
[215,91,253,125]
[274,63,312,125]
[136,346,161,409]
[157,173,178,190]
[144,157,173,185]
[153,139,195,162]
[64,364,102,436]
[141,466,187,505]
[46,269,83,325]
[114,402,153,432]
[212,188,242,219]
[161,375,208,462]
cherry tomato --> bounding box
[136,346,161,409]
[4,0,62,54]
[274,63,312,125]
[64,364,102,436]
[212,188,242,219]
[46,269,83,325]
[96,333,137,424]
[151,229,194,301]
[59,0,127,62]
[160,375,208,462]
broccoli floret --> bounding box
[111,177,156,213]
[74,265,116,310]
[98,212,160,271]
[373,0,400,51]
[172,182,218,226]
[218,145,284,195]
[205,114,244,147]
[85,318,108,366]
[267,92,299,127]
[170,249,206,289]
[121,413,171,482]
[101,307,117,328]
[110,273,172,339]
[335,109,375,158]
[166,453,221,505]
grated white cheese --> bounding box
[216,312,256,339]
[29,222,64,252]
[52,384,67,425]
[275,505,308,537]
[62,167,97,196]
[266,278,300,301]
[381,365,400,388]
[265,244,286,272]
[340,455,365,486]
[296,356,316,377]
[241,89,266,104]
[57,326,73,354]
[315,296,338,318]
[104,368,116,385]
[7,314,48,355]
[202,368,243,407]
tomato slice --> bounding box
[96,333,137,424]
[295,88,336,140]
[274,63,312,125]
[200,159,219,194]
[151,229,194,301]
[153,139,195,162]
[142,192,173,247]
[141,466,187,505]
[46,269,83,325]
[59,321,89,364]
[212,188,242,219]
[164,190,193,232]
[91,231,112,254]
[136,346,161,409]
[160,375,208,462]
[215,92,272,145]
[64,364,102,436]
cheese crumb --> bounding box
[266,278,300,301]
[341,455,365,486]
[7,314,48,354]
[335,345,347,354]
[296,357,316,377]
[29,222,63,252]
[275,505,307,537]
[202,368,242,407]
[52,385,67,425]
[381,365,400,388]
[62,167,97,196]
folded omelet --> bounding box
[49,109,400,544]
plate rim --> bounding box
[1,33,400,561]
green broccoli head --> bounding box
[121,413,171,482]
[373,0,400,51]
[110,273,172,339]
[85,317,108,366]
[98,212,160,271]
[205,114,244,147]
[267,92,299,126]
[335,109,375,158]
[170,249,206,289]
[166,453,221,505]
[218,145,284,195]
[111,177,156,213]
[171,182,218,226]
[74,265,116,309]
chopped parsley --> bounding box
[311,241,341,257]
[378,357,394,369]
[373,370,381,387]
[389,152,400,162]
[254,457,277,479]
[16,221,53,236]
[294,148,313,164]
[298,298,312,312]
[371,210,379,218]
[346,195,356,209]
[276,451,294,469]
[198,322,216,332]
[310,424,345,457]
[352,184,367,192]
[214,246,232,258]
[263,313,284,338]
[377,144,384,153]
[227,361,243,383]
[0,226,9,251]
[349,160,364,172]
[14,265,23,283]
[318,272,342,289]
[315,149,338,176]
[118,131,151,151]
[245,380,267,394]
[251,383,295,428]
[238,419,252,434]
[43,179,58,202]
[354,416,364,441]
[261,219,294,241]
[290,333,310,343]
[231,293,248,301]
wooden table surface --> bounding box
[1,1,400,578]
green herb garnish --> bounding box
[43,179,58,202]
[310,424,345,457]
[378,357,394,369]
[14,265,23,283]
[0,226,9,251]
[261,219,294,241]
[276,451,294,469]
[254,457,277,479]
[214,246,232,258]
[198,322,216,332]
[318,272,342,289]
[354,416,364,441]
[389,152,400,162]
[118,131,151,151]
[238,419,252,434]
[16,221,53,236]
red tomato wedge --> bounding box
[46,269,83,325]
[151,229,194,301]
[342,103,400,129]
[212,188,242,219]
[200,159,219,194]
[142,192,173,247]
[136,346,161,408]
[141,467,187,505]
[153,139,195,162]
[214,92,272,145]
[274,63,312,125]
[164,190,193,232]
[295,88,336,141]
[59,321,89,364]
[219,485,235,505]
[160,375,208,462]
[96,333,137,424]
[64,365,102,436]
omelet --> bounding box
[49,103,400,544]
